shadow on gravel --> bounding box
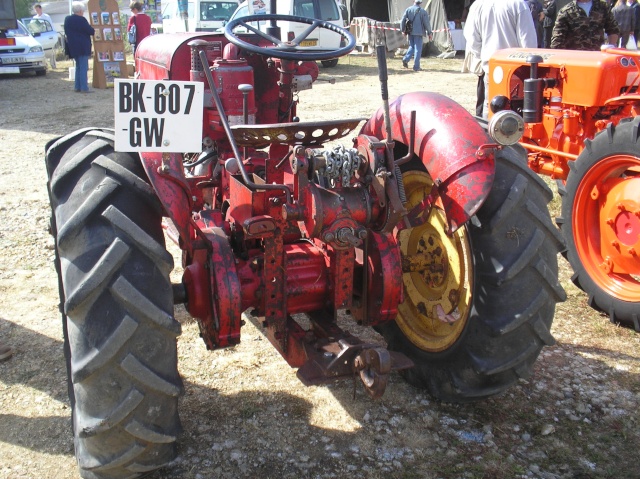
[0,316,68,403]
[0,317,74,456]
[0,413,73,456]
[2,313,639,479]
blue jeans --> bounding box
[75,55,89,92]
[403,35,424,71]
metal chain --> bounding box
[318,145,361,185]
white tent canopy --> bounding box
[387,0,454,52]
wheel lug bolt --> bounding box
[600,257,613,273]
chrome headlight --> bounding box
[29,45,44,53]
[488,110,524,146]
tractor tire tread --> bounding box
[46,128,182,479]
[381,144,564,403]
[560,117,640,330]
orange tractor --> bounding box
[489,47,640,332]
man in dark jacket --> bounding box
[633,0,640,47]
[527,0,544,47]
[612,0,635,48]
[400,0,432,72]
[551,0,619,50]
[542,0,557,48]
[64,1,95,93]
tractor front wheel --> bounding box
[381,145,566,402]
[557,118,640,331]
[45,129,182,479]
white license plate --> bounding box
[2,57,26,64]
[300,40,317,47]
[0,66,20,74]
[114,79,204,153]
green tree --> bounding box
[15,0,33,19]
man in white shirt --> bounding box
[464,0,538,118]
[33,4,54,28]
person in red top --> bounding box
[127,1,152,54]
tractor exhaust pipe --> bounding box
[523,54,544,124]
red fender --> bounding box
[360,91,495,233]
[140,151,199,257]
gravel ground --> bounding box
[0,53,639,479]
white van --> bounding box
[229,0,345,67]
[162,0,238,33]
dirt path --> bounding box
[0,54,639,479]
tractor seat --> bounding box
[230,118,366,148]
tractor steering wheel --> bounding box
[224,14,355,61]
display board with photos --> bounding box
[88,0,128,89]
[144,0,162,31]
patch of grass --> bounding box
[239,403,261,419]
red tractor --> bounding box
[45,10,565,479]
[489,47,640,332]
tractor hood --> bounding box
[135,32,221,81]
[489,47,640,107]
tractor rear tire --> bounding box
[381,145,566,403]
[557,119,640,331]
[45,129,183,479]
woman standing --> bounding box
[127,1,152,55]
[64,2,95,93]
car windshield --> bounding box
[164,2,195,19]
[230,0,340,21]
[21,18,54,34]
[201,1,237,21]
[229,5,248,21]
[5,22,30,38]
[317,0,339,21]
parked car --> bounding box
[0,20,47,76]
[228,0,346,67]
[21,17,60,68]
[162,0,238,33]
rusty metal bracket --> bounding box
[397,183,439,232]
[354,348,391,399]
[295,316,413,397]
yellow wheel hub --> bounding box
[396,171,473,352]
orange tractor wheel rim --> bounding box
[573,154,640,301]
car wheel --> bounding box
[320,59,339,68]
